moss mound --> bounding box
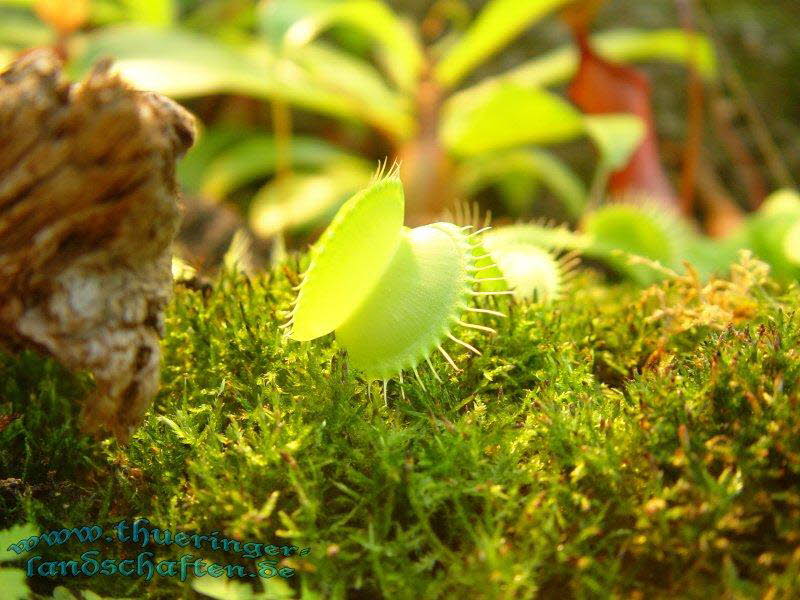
[1,254,799,599]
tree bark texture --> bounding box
[0,50,196,440]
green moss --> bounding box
[1,257,800,599]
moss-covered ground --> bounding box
[1,254,800,599]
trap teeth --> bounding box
[288,168,508,386]
[335,223,475,380]
[581,198,691,285]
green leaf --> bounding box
[192,577,258,600]
[0,523,37,562]
[91,0,175,26]
[249,160,373,239]
[452,28,716,101]
[441,83,585,156]
[69,26,410,138]
[457,148,587,218]
[434,0,571,87]
[201,135,355,201]
[192,575,295,599]
[274,0,423,91]
[0,568,28,600]
[51,587,79,600]
[0,8,51,48]
[286,41,413,138]
[123,0,175,26]
[259,0,336,47]
[69,25,275,98]
[583,114,646,171]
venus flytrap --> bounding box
[286,164,510,399]
[447,203,582,304]
[740,188,800,282]
[481,236,580,303]
[580,198,692,285]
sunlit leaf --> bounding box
[453,29,716,101]
[259,0,333,47]
[434,0,571,87]
[69,26,275,97]
[0,568,28,600]
[0,8,51,48]
[249,160,372,238]
[287,42,413,138]
[69,26,410,138]
[124,0,174,26]
[192,575,295,599]
[457,148,587,217]
[200,135,355,200]
[263,0,423,90]
[583,114,646,172]
[191,577,258,600]
[441,83,585,156]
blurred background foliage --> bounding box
[1,0,798,280]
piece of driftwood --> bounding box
[0,50,196,440]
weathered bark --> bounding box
[0,50,196,440]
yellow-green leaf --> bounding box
[441,83,584,156]
[434,0,571,87]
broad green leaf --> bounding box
[457,148,587,217]
[259,0,334,47]
[91,0,175,26]
[249,160,373,238]
[0,9,51,48]
[69,26,275,98]
[287,42,413,138]
[0,568,28,600]
[69,26,410,138]
[434,0,571,87]
[441,83,584,156]
[0,523,37,562]
[122,0,174,26]
[583,114,646,171]
[452,29,716,102]
[200,135,355,200]
[278,0,423,91]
